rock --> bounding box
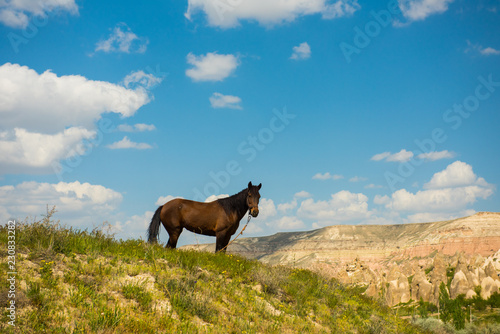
[480,277,500,300]
[465,267,481,287]
[411,270,433,302]
[465,289,477,299]
[430,253,448,285]
[484,262,498,280]
[450,270,470,299]
[386,273,410,306]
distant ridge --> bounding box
[183,212,500,265]
[183,212,500,306]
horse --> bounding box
[147,182,262,252]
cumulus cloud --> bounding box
[186,52,239,82]
[294,191,312,198]
[405,210,476,224]
[0,63,158,173]
[117,123,156,132]
[204,194,230,202]
[185,0,360,28]
[297,190,370,227]
[397,0,454,23]
[278,191,312,213]
[0,0,78,29]
[290,42,311,60]
[0,181,122,227]
[112,211,154,237]
[155,195,183,206]
[106,136,152,150]
[258,198,277,221]
[123,70,163,89]
[0,127,94,172]
[0,63,151,133]
[94,23,148,54]
[209,92,242,109]
[465,40,500,56]
[417,150,455,161]
[424,160,489,189]
[382,161,494,213]
[371,149,414,162]
[480,47,500,56]
[312,172,343,180]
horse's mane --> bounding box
[217,188,248,217]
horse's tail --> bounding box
[148,206,163,243]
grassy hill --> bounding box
[1,212,426,333]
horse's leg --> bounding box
[215,230,232,253]
[164,223,183,249]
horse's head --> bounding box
[247,182,262,217]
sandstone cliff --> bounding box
[183,212,500,306]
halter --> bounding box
[216,213,252,253]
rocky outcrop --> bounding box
[183,212,500,306]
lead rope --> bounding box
[217,214,252,253]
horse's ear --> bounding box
[248,181,253,188]
[257,183,262,190]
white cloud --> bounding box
[185,0,360,28]
[371,149,414,162]
[106,136,152,150]
[405,210,475,224]
[0,63,151,134]
[374,194,390,205]
[424,160,489,189]
[0,0,78,29]
[155,195,183,206]
[277,191,312,213]
[94,23,148,54]
[123,70,163,89]
[290,42,311,60]
[417,150,455,161]
[204,194,230,202]
[313,172,331,180]
[294,191,312,198]
[312,172,343,180]
[209,92,242,109]
[0,181,122,227]
[371,152,391,161]
[278,200,297,212]
[384,161,494,213]
[480,47,500,56]
[388,186,492,212]
[186,52,239,82]
[0,127,94,172]
[0,63,157,173]
[112,211,154,236]
[117,123,156,132]
[465,41,500,56]
[258,198,277,220]
[397,0,454,22]
[297,190,370,227]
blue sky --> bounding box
[1,0,499,246]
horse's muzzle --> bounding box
[250,207,259,217]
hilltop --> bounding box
[0,212,424,334]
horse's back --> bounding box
[160,198,223,235]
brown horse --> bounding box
[148,182,261,252]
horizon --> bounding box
[1,0,499,247]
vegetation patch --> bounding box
[1,211,428,333]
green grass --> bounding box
[0,210,427,333]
